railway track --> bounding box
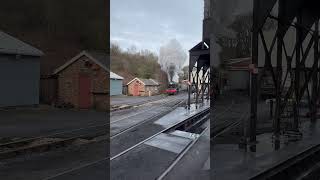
[110,96,186,138]
[156,124,210,180]
[43,106,210,180]
[251,143,320,180]
[42,158,108,180]
[0,122,108,160]
[111,95,167,111]
[111,95,184,123]
[212,97,250,139]
[0,96,185,160]
[111,106,210,160]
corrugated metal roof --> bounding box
[0,31,44,56]
[110,71,123,80]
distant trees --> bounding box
[110,43,122,56]
[110,43,166,81]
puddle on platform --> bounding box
[153,102,209,128]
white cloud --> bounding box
[110,0,203,56]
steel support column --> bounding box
[274,0,285,150]
[188,57,191,109]
[293,13,302,131]
[250,0,260,152]
[311,20,319,123]
[196,68,199,108]
[201,68,205,103]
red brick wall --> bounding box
[57,55,108,109]
[127,79,160,96]
[128,80,145,96]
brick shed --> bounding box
[53,50,108,110]
[127,78,160,96]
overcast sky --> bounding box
[110,0,204,56]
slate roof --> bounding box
[86,50,108,70]
[54,50,108,74]
[140,78,159,86]
[127,78,160,86]
[0,31,44,56]
[110,71,123,80]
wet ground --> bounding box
[110,102,209,180]
[111,100,208,158]
[213,120,320,180]
[110,94,187,136]
[163,126,210,180]
[213,91,280,143]
[0,138,108,180]
[48,159,108,180]
[111,94,166,106]
[212,90,320,179]
[0,108,106,138]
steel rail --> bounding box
[42,158,108,180]
[0,97,183,156]
[110,107,210,161]
[110,99,185,139]
[0,126,108,160]
[214,111,249,138]
[110,96,182,124]
[156,122,210,180]
[250,143,320,179]
[0,123,108,149]
[110,95,168,111]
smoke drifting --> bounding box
[159,39,187,82]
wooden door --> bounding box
[133,82,140,96]
[79,75,91,109]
